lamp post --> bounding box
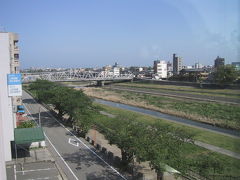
[39,107,41,127]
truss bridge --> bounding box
[22,71,134,85]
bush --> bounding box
[17,121,35,128]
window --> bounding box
[14,54,19,60]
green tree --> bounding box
[63,89,93,122]
[102,115,145,168]
[213,65,239,85]
[29,79,57,102]
[48,86,71,118]
[136,122,193,180]
[192,153,224,177]
[29,80,98,133]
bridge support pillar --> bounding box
[97,80,105,87]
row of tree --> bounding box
[28,80,223,179]
[169,65,240,84]
[29,80,97,135]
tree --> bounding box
[29,79,57,102]
[48,86,71,118]
[193,153,224,177]
[102,115,146,169]
[63,89,93,122]
[213,65,239,85]
[136,122,193,180]
[29,80,98,132]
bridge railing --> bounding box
[22,71,134,82]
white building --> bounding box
[0,32,21,166]
[153,60,167,79]
[0,32,17,165]
[195,62,203,69]
[113,67,120,76]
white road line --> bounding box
[44,134,79,180]
[23,103,79,180]
[68,138,79,147]
[16,168,56,173]
[26,176,58,180]
[14,164,17,180]
[25,91,127,180]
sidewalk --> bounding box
[195,141,240,160]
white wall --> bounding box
[0,95,7,180]
[0,33,14,162]
[155,61,167,78]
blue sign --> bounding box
[7,74,22,96]
[7,74,22,85]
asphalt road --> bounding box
[22,90,127,180]
[107,86,240,105]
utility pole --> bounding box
[39,107,41,127]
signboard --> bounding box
[7,74,22,96]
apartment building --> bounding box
[153,60,167,79]
[173,53,183,75]
[0,32,21,163]
[214,56,225,68]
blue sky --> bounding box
[0,0,239,68]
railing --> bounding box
[22,71,134,83]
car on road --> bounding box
[17,105,25,114]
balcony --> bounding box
[14,46,19,53]
[13,60,20,67]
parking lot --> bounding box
[6,161,61,180]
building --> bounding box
[214,56,225,68]
[0,32,21,164]
[167,61,173,77]
[195,62,203,69]
[232,62,240,71]
[112,62,120,76]
[180,68,210,82]
[153,60,167,79]
[113,67,120,76]
[173,54,183,75]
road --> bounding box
[106,86,240,105]
[22,90,127,180]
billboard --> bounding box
[7,74,22,96]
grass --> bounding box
[84,87,240,130]
[181,143,240,177]
[115,82,240,98]
[95,103,240,154]
[93,103,240,177]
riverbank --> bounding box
[92,103,240,177]
[83,87,240,130]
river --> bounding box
[94,98,240,138]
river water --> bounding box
[94,98,240,138]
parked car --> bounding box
[17,105,25,114]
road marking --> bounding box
[68,138,79,147]
[23,103,79,180]
[14,164,17,180]
[16,168,56,173]
[25,91,127,180]
[26,176,58,180]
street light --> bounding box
[39,107,41,127]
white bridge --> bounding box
[22,71,134,83]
